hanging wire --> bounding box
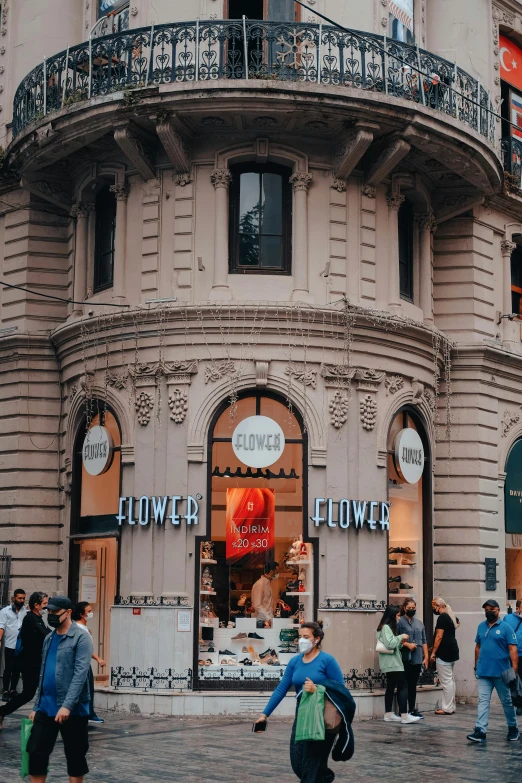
[0,279,130,307]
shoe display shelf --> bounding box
[199,617,297,669]
[285,542,313,622]
[388,539,419,604]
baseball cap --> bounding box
[47,596,73,611]
[482,599,499,609]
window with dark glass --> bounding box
[229,163,292,273]
[511,244,522,316]
[398,199,414,302]
[94,185,116,292]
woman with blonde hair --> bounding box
[430,596,460,715]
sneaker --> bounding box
[389,575,401,583]
[383,713,401,722]
[231,632,248,640]
[467,728,487,742]
[218,649,234,655]
[389,588,399,594]
[88,716,105,724]
[410,709,424,719]
[507,726,520,741]
[248,632,264,639]
[400,583,413,590]
[401,714,421,724]
[1,692,8,702]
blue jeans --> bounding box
[476,676,517,732]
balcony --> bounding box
[13,19,494,141]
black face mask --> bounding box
[47,612,66,629]
[432,608,439,616]
[406,609,416,618]
[485,611,497,623]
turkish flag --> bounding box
[500,35,522,93]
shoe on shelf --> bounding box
[219,649,234,655]
[232,632,248,640]
[88,716,105,724]
[389,575,401,583]
[467,728,487,743]
[242,646,249,653]
[401,547,416,554]
[389,559,398,565]
[410,709,424,719]
[400,583,413,590]
[248,632,264,639]
[259,649,272,659]
[239,658,252,666]
[389,547,401,554]
[383,713,401,722]
[401,714,421,724]
[507,726,520,741]
[389,588,399,594]
[402,559,416,566]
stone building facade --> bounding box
[1,0,522,714]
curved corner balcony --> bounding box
[13,19,494,141]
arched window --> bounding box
[94,185,116,292]
[398,199,414,302]
[229,163,292,273]
[511,243,522,316]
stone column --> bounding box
[501,239,517,347]
[415,212,436,324]
[386,192,405,310]
[71,202,93,317]
[210,169,233,300]
[110,183,130,303]
[290,171,313,302]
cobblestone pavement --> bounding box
[0,704,521,783]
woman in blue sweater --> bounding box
[254,621,344,783]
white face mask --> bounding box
[298,637,314,654]
[86,612,93,621]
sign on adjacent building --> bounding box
[394,428,424,484]
[312,498,391,531]
[116,495,201,526]
[82,425,114,476]
[232,415,285,468]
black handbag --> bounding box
[401,645,411,664]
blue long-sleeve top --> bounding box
[263,651,344,717]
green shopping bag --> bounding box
[295,684,326,742]
[20,717,33,779]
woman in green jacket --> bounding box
[377,605,421,725]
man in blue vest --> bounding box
[467,599,519,743]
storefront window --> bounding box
[504,439,522,607]
[387,410,430,622]
[197,392,312,683]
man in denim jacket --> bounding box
[27,596,93,782]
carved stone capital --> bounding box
[386,192,405,211]
[109,183,130,201]
[331,178,347,192]
[164,359,198,386]
[361,184,376,198]
[414,211,436,232]
[72,201,94,218]
[210,169,233,189]
[174,173,191,187]
[501,239,517,257]
[289,172,313,192]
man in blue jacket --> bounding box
[27,596,93,783]
[467,599,519,743]
[503,600,522,716]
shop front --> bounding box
[505,439,522,608]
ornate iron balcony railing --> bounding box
[502,136,522,188]
[12,19,494,140]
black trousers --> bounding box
[27,711,89,778]
[0,663,39,717]
[404,663,422,713]
[290,716,336,783]
[385,671,408,714]
[2,647,20,694]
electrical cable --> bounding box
[0,279,130,307]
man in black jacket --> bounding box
[0,591,49,729]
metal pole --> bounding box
[416,44,424,105]
[62,45,70,106]
[383,34,388,95]
[476,78,481,131]
[195,19,200,82]
[88,36,93,98]
[453,63,458,118]
[146,23,154,87]
[242,15,249,80]
[317,23,322,84]
[43,57,47,116]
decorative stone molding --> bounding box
[361,184,376,198]
[423,388,436,412]
[168,388,189,423]
[386,192,406,211]
[414,211,437,232]
[163,360,198,385]
[285,363,317,389]
[334,122,377,181]
[289,172,313,192]
[411,377,425,402]
[321,364,356,388]
[255,361,269,387]
[502,409,520,437]
[105,370,128,390]
[384,375,404,395]
[174,173,191,187]
[156,117,190,173]
[329,390,349,429]
[355,368,385,391]
[501,240,516,257]
[360,394,378,431]
[114,124,156,181]
[210,169,233,189]
[71,201,94,218]
[135,391,154,425]
[331,178,347,192]
[204,360,236,383]
[109,183,130,201]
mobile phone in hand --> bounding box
[253,721,267,732]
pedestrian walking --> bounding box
[397,599,428,719]
[72,602,105,725]
[0,588,27,701]
[503,599,522,716]
[467,599,519,743]
[430,596,459,715]
[0,591,49,729]
[27,595,93,783]
[253,621,350,782]
[377,605,420,725]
